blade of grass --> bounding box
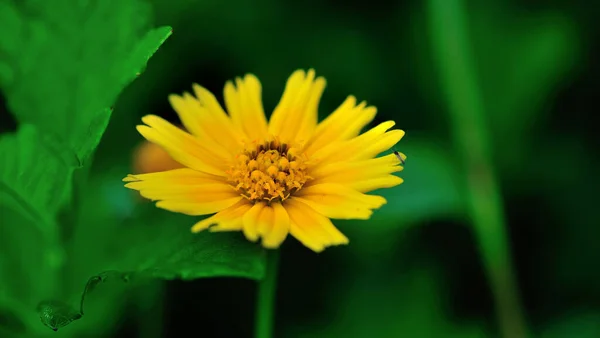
[426,0,529,337]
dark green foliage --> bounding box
[0,0,597,336]
[374,139,465,225]
[0,0,171,164]
[37,301,82,332]
[412,2,578,181]
[0,125,73,228]
[0,0,266,335]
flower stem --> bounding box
[426,1,529,337]
[254,249,280,338]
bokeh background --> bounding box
[2,0,600,337]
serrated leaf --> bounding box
[0,0,172,165]
[0,127,72,333]
[0,125,74,228]
[37,167,266,331]
[73,172,267,281]
[0,0,171,335]
[0,204,58,337]
[84,210,266,282]
[37,301,81,332]
[41,223,266,331]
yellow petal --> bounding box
[268,69,326,144]
[156,196,242,216]
[309,154,404,192]
[168,92,240,156]
[224,74,269,142]
[294,183,386,219]
[349,129,405,161]
[191,200,252,233]
[310,153,401,178]
[129,184,235,201]
[136,115,227,176]
[256,203,274,238]
[123,168,223,183]
[349,175,404,192]
[123,169,241,216]
[304,96,377,156]
[289,220,325,252]
[168,94,211,145]
[310,121,404,168]
[124,173,229,195]
[242,201,266,242]
[209,203,253,232]
[192,84,247,153]
[262,202,290,249]
[285,198,348,252]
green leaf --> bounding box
[0,0,172,334]
[372,137,465,225]
[41,219,266,331]
[0,135,72,335]
[37,301,81,332]
[37,167,266,331]
[471,8,578,175]
[86,211,267,282]
[335,138,464,259]
[130,281,166,338]
[541,312,600,338]
[0,306,26,336]
[0,0,172,165]
[529,139,600,302]
[286,267,487,338]
[0,204,59,337]
[72,169,267,281]
[0,125,74,228]
[474,11,577,124]
[411,4,578,179]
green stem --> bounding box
[426,1,529,337]
[136,281,165,338]
[254,249,280,338]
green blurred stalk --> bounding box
[254,250,280,338]
[426,1,529,337]
[135,281,165,338]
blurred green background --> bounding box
[1,0,600,337]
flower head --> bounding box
[123,69,406,252]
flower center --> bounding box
[227,139,311,203]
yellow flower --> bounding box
[123,69,406,252]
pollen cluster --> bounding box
[227,139,311,202]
